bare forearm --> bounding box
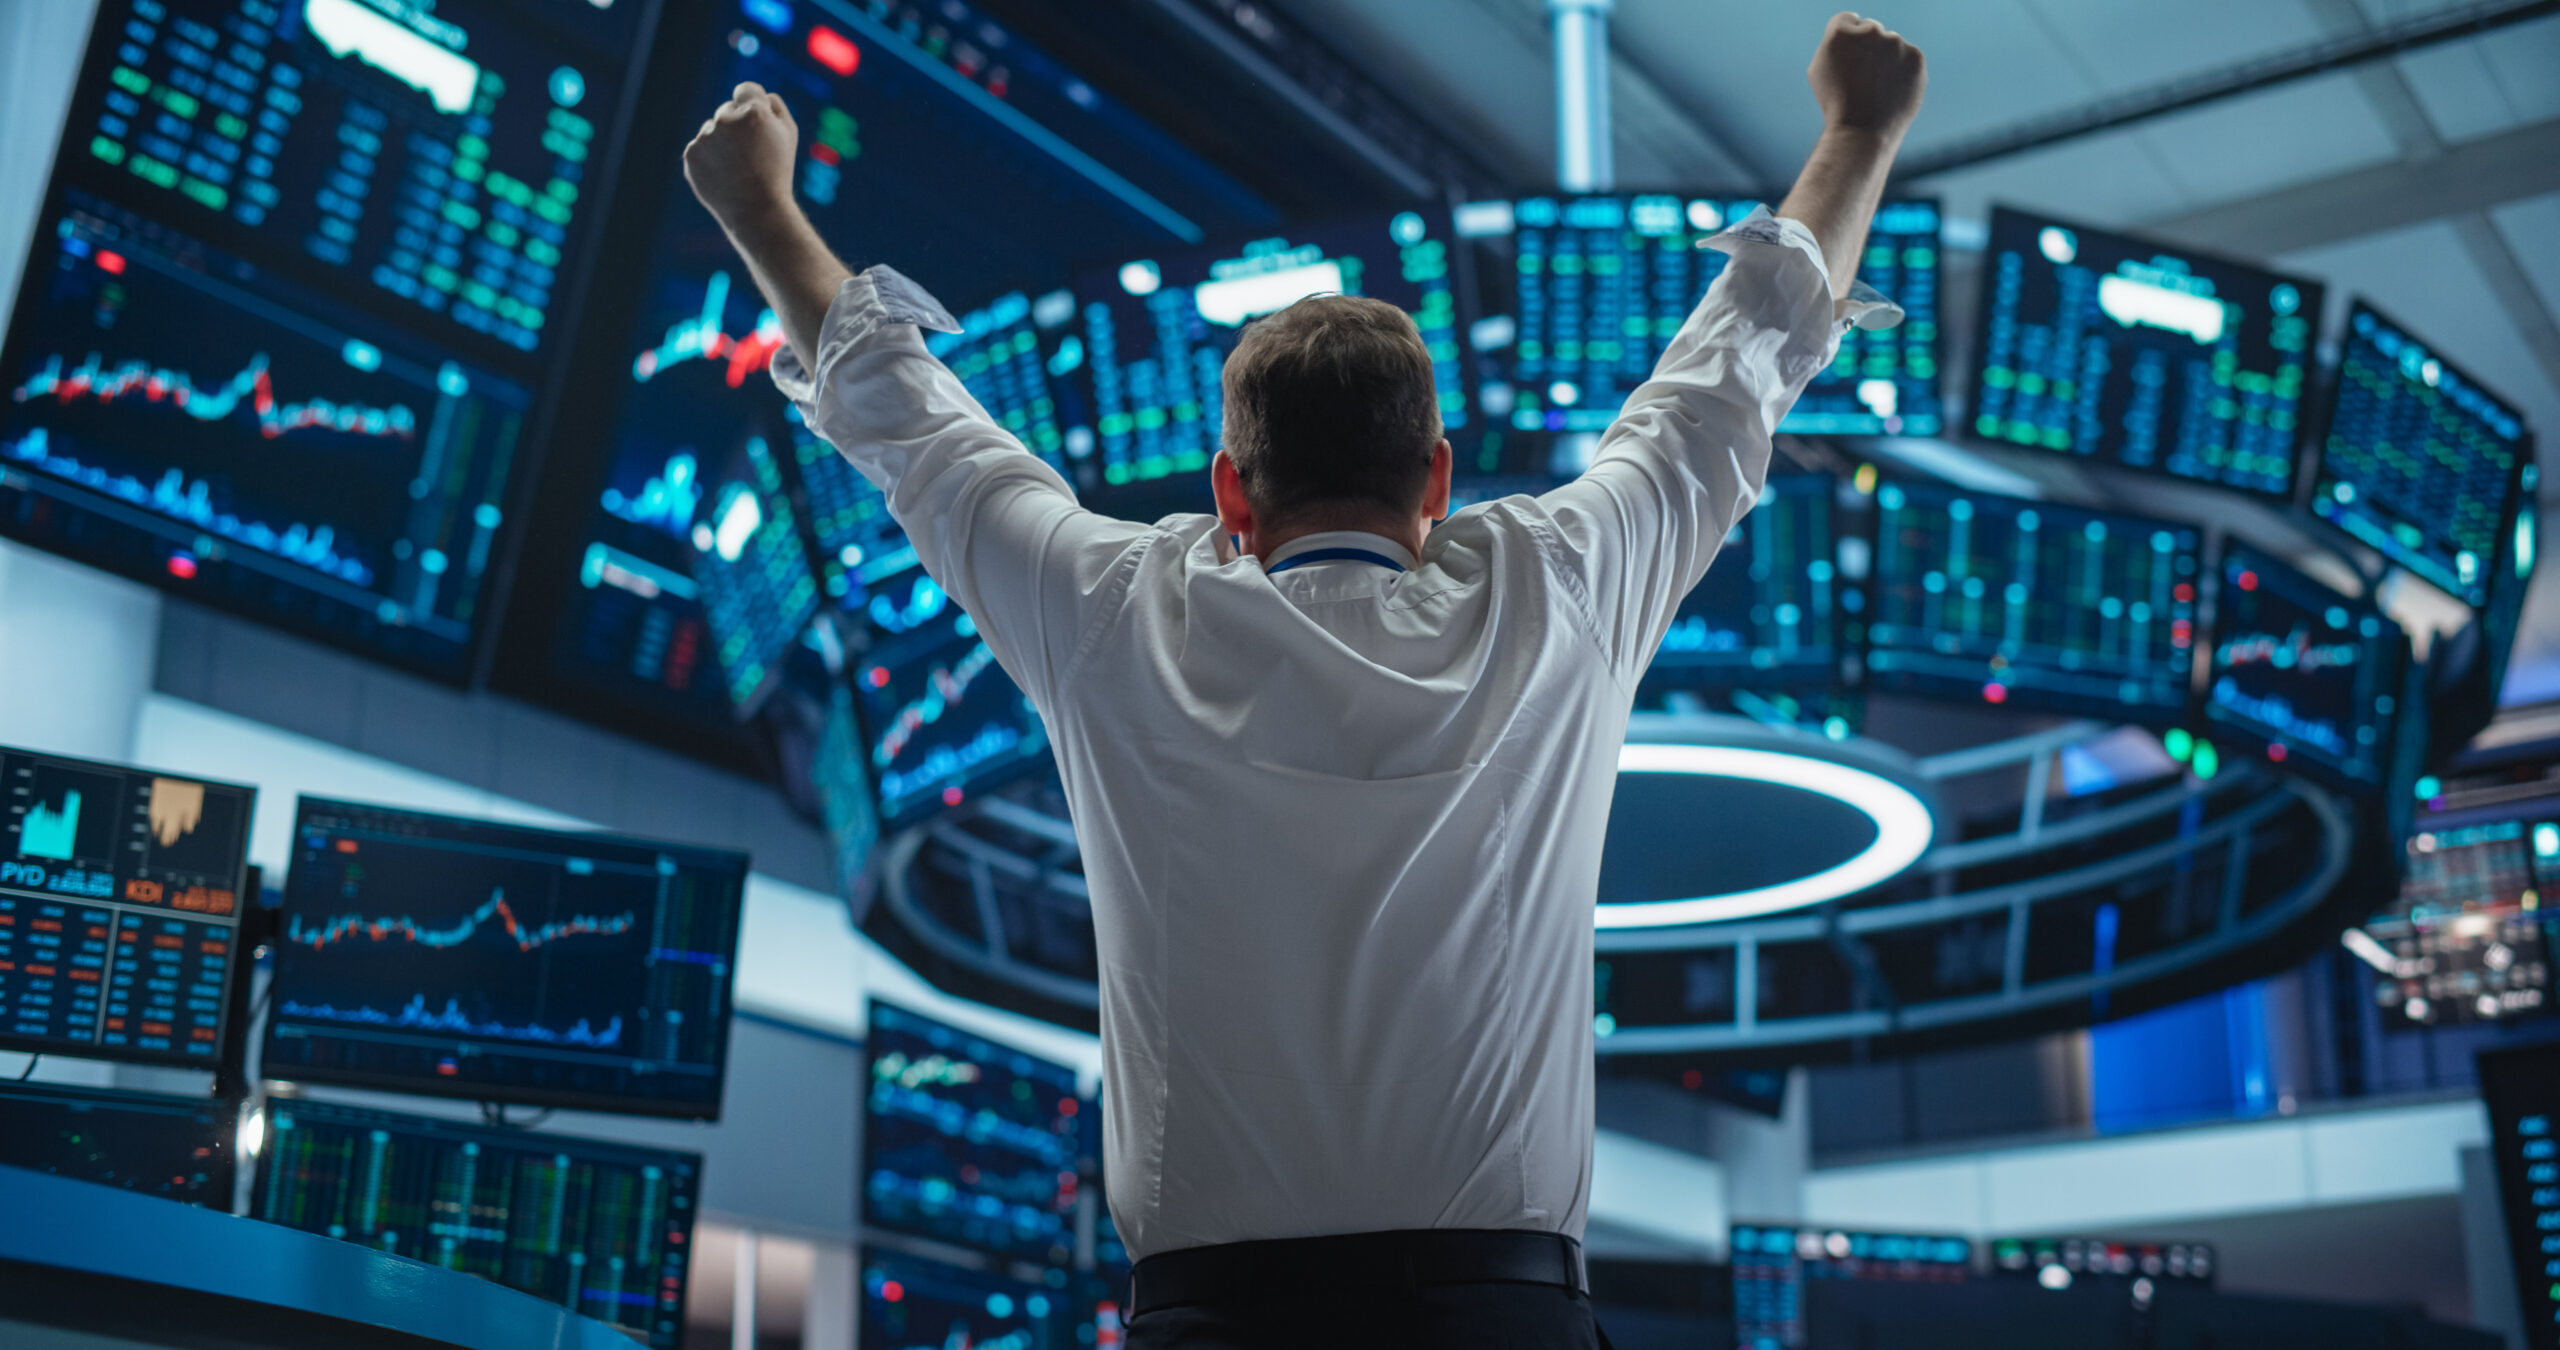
[1776,125,1903,299]
[720,201,854,373]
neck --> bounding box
[1247,514,1427,564]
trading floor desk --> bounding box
[0,1164,642,1350]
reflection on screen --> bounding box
[1970,207,2319,498]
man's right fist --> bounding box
[1808,13,1926,139]
[684,82,799,231]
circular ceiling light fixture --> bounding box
[1596,737,1938,929]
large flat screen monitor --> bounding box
[0,1079,234,1205]
[253,1098,700,1348]
[2312,299,2534,606]
[1458,194,1942,441]
[862,1000,1085,1263]
[0,0,659,680]
[862,1250,1087,1350]
[260,797,748,1118]
[1730,1223,1973,1350]
[1643,474,1845,693]
[2203,543,2403,791]
[2476,1041,2560,1350]
[0,745,253,1068]
[1866,480,2202,722]
[2360,802,2558,1029]
[505,0,1269,752]
[1062,208,1474,495]
[1968,206,2321,500]
[853,603,1051,829]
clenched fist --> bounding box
[684,82,799,232]
[1809,13,1926,139]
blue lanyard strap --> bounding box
[1266,547,1408,576]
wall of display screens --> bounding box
[260,796,748,1118]
[0,1078,233,1205]
[2204,543,2402,789]
[1456,194,1941,442]
[2312,300,2534,606]
[0,745,252,1067]
[862,1000,1086,1264]
[1969,207,2319,500]
[2359,806,2557,1028]
[0,0,658,679]
[1867,480,2201,722]
[1642,474,1844,692]
[255,1098,700,1349]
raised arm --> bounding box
[1528,13,1924,677]
[681,83,1149,711]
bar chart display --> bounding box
[0,1080,233,1205]
[1,194,530,678]
[2312,301,2532,605]
[2476,1042,2560,1350]
[2204,544,2400,788]
[255,1099,699,1348]
[2363,816,2553,1028]
[1731,1224,1972,1350]
[854,605,1050,828]
[62,0,641,363]
[1465,195,1940,437]
[1645,475,1841,690]
[863,1251,1086,1350]
[262,797,748,1117]
[1868,482,2201,721]
[863,1001,1085,1263]
[689,433,818,717]
[1068,208,1470,490]
[0,746,252,1066]
[1970,207,2319,498]
[529,0,1267,743]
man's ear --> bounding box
[1423,439,1453,522]
[1212,449,1256,537]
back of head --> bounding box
[1221,294,1443,529]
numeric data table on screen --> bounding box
[0,747,252,1067]
[2476,1043,2560,1350]
[863,1001,1085,1264]
[255,1099,700,1349]
[1645,475,1842,691]
[2312,301,2533,605]
[1868,482,2200,721]
[261,798,747,1117]
[1970,207,2319,498]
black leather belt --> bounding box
[1127,1228,1588,1319]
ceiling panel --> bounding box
[1266,0,1556,186]
[2027,0,2330,94]
[2131,70,2404,205]
[2478,13,2560,123]
[2491,191,2560,335]
[2394,40,2528,140]
[1912,130,2195,228]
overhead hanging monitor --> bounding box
[2311,300,2534,606]
[0,746,253,1068]
[1730,1223,1973,1350]
[862,1000,1085,1264]
[1968,206,2321,500]
[688,431,821,718]
[2356,802,2557,1029]
[863,1250,1087,1350]
[1642,474,1846,693]
[1867,481,2202,723]
[1456,194,1942,441]
[2202,543,2403,790]
[0,1079,234,1206]
[0,0,661,680]
[254,1098,701,1349]
[853,601,1051,828]
[2475,1041,2560,1350]
[1063,207,1474,493]
[506,0,1270,751]
[260,797,748,1118]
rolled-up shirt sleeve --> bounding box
[771,266,1150,710]
[1528,209,1882,681]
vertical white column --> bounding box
[0,540,160,761]
[803,1241,859,1350]
[1550,0,1615,193]
[732,1229,760,1350]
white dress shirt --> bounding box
[774,210,1866,1260]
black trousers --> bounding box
[1124,1279,1602,1349]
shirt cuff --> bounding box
[768,264,965,403]
[1706,206,1906,333]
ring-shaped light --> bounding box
[1597,743,1937,928]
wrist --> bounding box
[1817,121,1908,153]
[715,189,804,252]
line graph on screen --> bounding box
[14,352,418,440]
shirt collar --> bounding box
[1261,530,1419,573]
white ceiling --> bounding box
[1274,0,2560,702]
